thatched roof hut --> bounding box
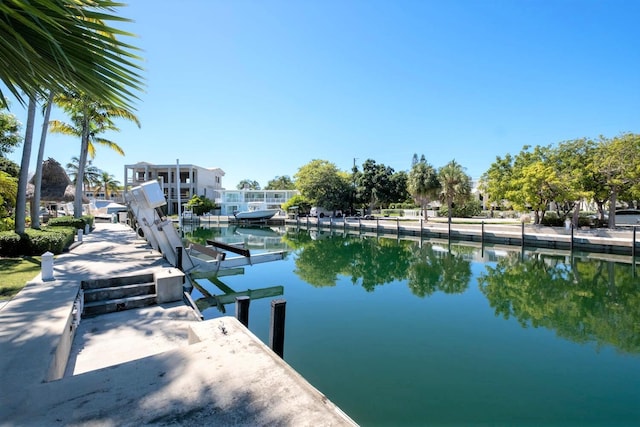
[26,158,88,204]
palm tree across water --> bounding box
[438,159,472,225]
[50,92,140,217]
[66,157,102,193]
[95,171,121,200]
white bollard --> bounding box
[42,251,54,281]
[77,228,83,242]
[84,224,90,235]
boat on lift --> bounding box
[233,202,280,221]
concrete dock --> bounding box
[0,223,357,426]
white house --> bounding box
[124,162,298,216]
[124,162,225,215]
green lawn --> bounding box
[0,256,41,299]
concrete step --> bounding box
[83,283,156,303]
[82,273,155,290]
[83,294,157,317]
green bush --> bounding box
[47,215,94,230]
[0,232,23,256]
[440,200,483,218]
[381,209,404,217]
[541,212,564,227]
[0,227,76,256]
[0,217,14,232]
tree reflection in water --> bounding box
[286,229,640,354]
[478,253,640,354]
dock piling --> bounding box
[176,246,183,270]
[235,296,250,327]
[269,299,286,358]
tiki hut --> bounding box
[26,158,88,217]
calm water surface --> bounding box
[185,225,640,427]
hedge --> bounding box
[0,226,77,256]
[47,215,94,230]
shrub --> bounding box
[440,200,482,218]
[0,232,23,256]
[34,227,75,253]
[381,209,404,217]
[48,215,94,230]
[541,212,564,227]
[0,227,76,256]
[0,217,14,232]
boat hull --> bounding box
[234,209,279,221]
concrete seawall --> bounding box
[285,217,639,256]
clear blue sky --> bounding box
[5,0,640,189]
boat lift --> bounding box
[126,180,286,274]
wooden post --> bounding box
[269,299,286,358]
[235,296,250,327]
[570,223,574,253]
[176,246,183,270]
[633,226,637,278]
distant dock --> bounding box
[284,216,639,257]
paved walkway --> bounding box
[0,223,357,426]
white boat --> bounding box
[233,202,280,221]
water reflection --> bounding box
[478,252,640,354]
[185,225,640,354]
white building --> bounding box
[124,162,298,216]
[124,162,224,215]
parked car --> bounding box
[309,207,343,218]
[614,209,640,225]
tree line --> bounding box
[481,134,640,227]
[236,156,475,222]
[238,134,640,228]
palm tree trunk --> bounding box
[15,96,36,234]
[75,117,90,218]
[32,91,54,228]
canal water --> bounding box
[184,224,640,427]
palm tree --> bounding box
[66,157,102,192]
[407,154,440,221]
[14,97,36,233]
[1,0,143,232]
[51,92,140,217]
[438,160,472,226]
[31,92,55,229]
[95,171,121,200]
[0,0,143,109]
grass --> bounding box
[0,256,41,299]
